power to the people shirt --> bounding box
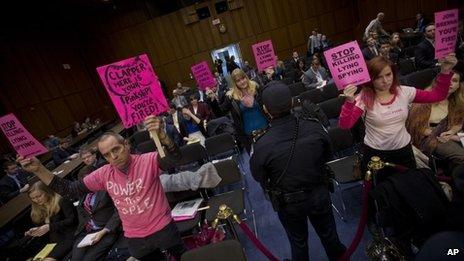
[83,152,171,238]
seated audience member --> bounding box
[390,32,404,59]
[165,103,183,135]
[180,107,206,146]
[296,58,308,80]
[44,135,60,149]
[415,23,438,70]
[407,71,464,171]
[71,121,85,137]
[52,138,78,166]
[161,118,184,148]
[71,147,121,261]
[188,93,212,124]
[19,118,221,260]
[302,56,330,89]
[362,36,380,61]
[379,39,399,65]
[320,34,333,51]
[205,87,225,118]
[0,161,31,202]
[171,89,188,109]
[175,82,192,98]
[25,181,77,261]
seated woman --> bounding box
[180,106,206,146]
[25,181,77,261]
[71,147,121,261]
[407,71,464,172]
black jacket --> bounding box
[48,198,77,243]
[75,191,121,235]
[415,39,437,70]
[250,114,331,192]
[220,86,267,145]
[0,170,30,202]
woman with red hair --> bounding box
[339,54,457,169]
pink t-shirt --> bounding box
[83,152,172,238]
[355,86,416,150]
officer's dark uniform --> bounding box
[250,81,345,261]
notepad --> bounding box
[77,232,99,248]
[171,198,203,221]
[33,243,56,260]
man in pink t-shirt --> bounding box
[19,116,188,260]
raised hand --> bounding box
[439,53,458,74]
[17,156,43,174]
[342,84,357,102]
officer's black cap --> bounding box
[262,81,292,115]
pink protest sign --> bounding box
[191,61,216,91]
[252,40,277,71]
[323,41,371,90]
[97,54,169,128]
[435,9,459,59]
[0,114,48,158]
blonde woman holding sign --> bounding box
[221,68,268,153]
[339,54,457,170]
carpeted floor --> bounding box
[233,152,372,261]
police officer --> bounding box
[250,81,345,261]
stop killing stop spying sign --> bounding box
[323,41,371,90]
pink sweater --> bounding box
[83,152,172,238]
[338,72,453,150]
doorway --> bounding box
[210,43,243,76]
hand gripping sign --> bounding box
[323,41,371,90]
[191,61,216,91]
[97,54,169,156]
[252,40,277,72]
[0,114,48,158]
[435,9,459,59]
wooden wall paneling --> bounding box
[270,27,291,52]
[200,19,216,51]
[164,61,182,90]
[301,17,318,45]
[16,104,55,139]
[0,44,31,110]
[178,56,196,84]
[170,14,194,58]
[151,19,171,64]
[334,7,354,34]
[44,98,74,131]
[15,41,54,103]
[243,0,263,35]
[34,41,63,100]
[144,21,166,66]
[255,31,272,43]
[318,12,336,37]
[237,36,257,67]
[269,0,286,28]
[263,0,279,30]
[288,22,305,47]
[129,24,152,59]
[161,14,184,61]
[255,0,271,33]
[193,51,213,65]
[314,0,330,15]
[235,7,254,38]
[287,0,301,24]
[222,12,239,44]
[80,89,103,119]
[420,0,448,17]
[64,93,89,121]
[230,9,246,40]
[191,22,208,53]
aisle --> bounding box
[235,152,371,260]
